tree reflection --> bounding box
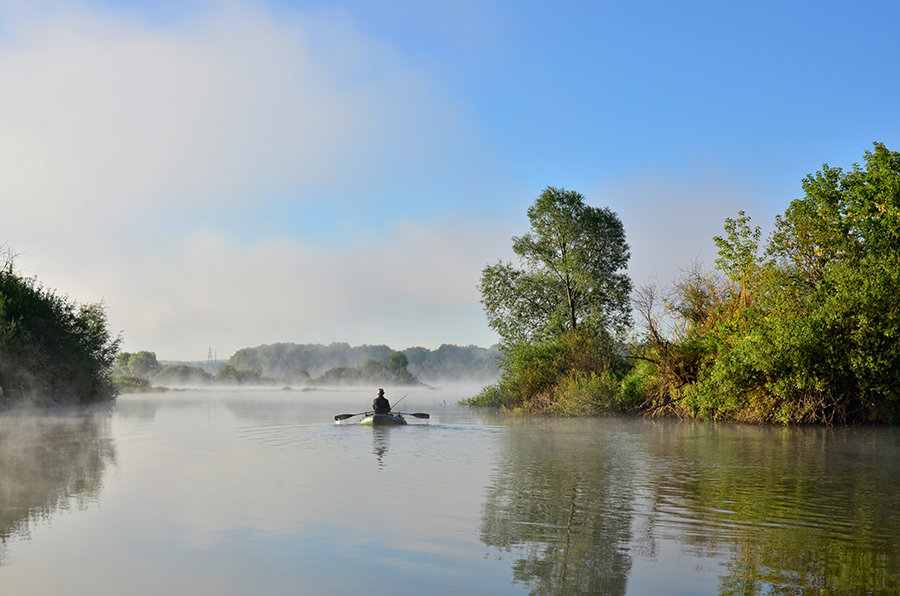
[638,421,900,594]
[479,419,635,594]
[480,418,900,594]
[0,409,116,565]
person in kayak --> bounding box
[372,388,391,414]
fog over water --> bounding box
[1,388,897,595]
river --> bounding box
[1,387,897,595]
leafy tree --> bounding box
[641,143,900,423]
[127,351,161,377]
[478,187,631,413]
[154,364,213,386]
[116,352,130,374]
[314,355,420,386]
[753,143,900,422]
[480,187,631,347]
[386,351,408,373]
[713,210,761,303]
[229,342,394,378]
[215,365,262,385]
[0,256,120,404]
[285,369,313,386]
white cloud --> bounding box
[13,215,509,360]
[0,2,504,359]
[95,218,508,359]
[1,2,462,223]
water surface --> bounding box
[1,388,897,594]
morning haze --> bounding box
[1,2,899,594]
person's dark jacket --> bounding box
[373,395,391,414]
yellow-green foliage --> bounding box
[643,143,900,424]
[547,370,620,415]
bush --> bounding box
[111,376,153,393]
[618,359,654,411]
[0,265,120,405]
[480,330,628,415]
[550,370,620,415]
[462,384,505,407]
[155,364,213,386]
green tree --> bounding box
[115,352,133,376]
[314,354,420,386]
[387,351,408,373]
[127,351,161,377]
[0,256,120,404]
[215,364,262,385]
[479,186,631,347]
[478,187,631,413]
[755,142,900,422]
[713,210,761,303]
[155,364,213,386]
[648,143,900,423]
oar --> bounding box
[395,412,430,419]
[334,411,372,421]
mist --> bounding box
[0,408,116,566]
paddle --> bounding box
[334,411,372,421]
[395,412,430,419]
[333,411,430,421]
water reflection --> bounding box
[479,416,900,594]
[0,407,116,565]
[3,392,898,595]
[637,421,900,594]
[372,427,390,469]
[480,418,636,595]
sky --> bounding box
[2,0,898,361]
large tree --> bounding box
[479,186,631,347]
[475,187,632,413]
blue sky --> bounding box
[2,0,898,360]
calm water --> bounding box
[1,387,898,595]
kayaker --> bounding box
[372,388,391,414]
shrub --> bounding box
[0,265,119,405]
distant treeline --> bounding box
[114,342,500,390]
[229,342,500,384]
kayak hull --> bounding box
[360,413,407,426]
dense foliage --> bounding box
[473,146,899,424]
[0,258,120,405]
[480,187,631,347]
[116,350,162,377]
[314,352,420,386]
[230,342,394,378]
[475,187,632,412]
[634,143,900,423]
